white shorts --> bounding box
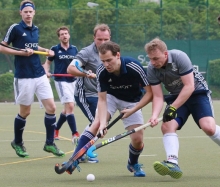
[107,94,144,129]
[14,75,54,105]
[54,81,76,104]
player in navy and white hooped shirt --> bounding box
[145,38,220,179]
[2,0,65,158]
[62,41,153,177]
[44,26,80,146]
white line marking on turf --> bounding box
[140,154,157,157]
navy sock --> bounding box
[66,114,77,134]
[72,131,94,159]
[55,113,66,130]
[128,143,144,165]
[14,114,26,144]
[44,113,56,145]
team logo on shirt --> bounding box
[171,63,178,71]
[110,85,132,89]
[59,55,75,59]
[108,78,112,82]
[58,50,62,53]
[25,43,38,48]
[22,33,27,36]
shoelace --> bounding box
[134,164,144,171]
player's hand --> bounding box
[46,72,52,78]
[98,126,107,138]
[163,105,177,122]
[22,48,33,56]
[46,49,54,57]
[86,70,96,79]
[148,117,160,127]
[120,108,134,119]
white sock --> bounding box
[163,133,179,165]
[210,125,220,146]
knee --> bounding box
[20,111,30,118]
[46,104,56,114]
[200,118,216,136]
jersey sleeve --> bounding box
[3,24,18,44]
[147,64,161,85]
[176,51,193,76]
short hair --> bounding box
[56,26,70,37]
[93,24,111,36]
[144,38,167,54]
[20,0,35,7]
[98,41,120,56]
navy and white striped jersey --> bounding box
[74,42,101,97]
[97,57,149,102]
[47,44,78,82]
[3,20,45,78]
[147,49,210,95]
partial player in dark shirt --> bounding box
[44,26,80,147]
[2,0,65,158]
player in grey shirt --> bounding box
[145,38,220,179]
[67,24,111,163]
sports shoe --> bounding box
[43,143,65,157]
[62,160,80,175]
[153,161,183,179]
[72,131,80,146]
[54,130,60,140]
[127,163,146,177]
[11,141,29,158]
[78,154,99,163]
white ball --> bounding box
[86,174,95,182]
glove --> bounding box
[163,105,177,122]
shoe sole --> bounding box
[54,137,60,140]
[153,161,182,179]
[11,143,29,158]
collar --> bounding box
[20,20,35,30]
[58,43,72,50]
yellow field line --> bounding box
[0,128,73,165]
[0,151,73,166]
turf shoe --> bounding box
[153,161,183,179]
[54,130,60,140]
[127,163,146,177]
[78,154,99,163]
[43,143,65,157]
[62,160,80,175]
[11,141,29,158]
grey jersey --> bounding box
[74,42,102,97]
[147,49,209,95]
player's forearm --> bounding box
[151,96,164,118]
[0,45,27,56]
[172,85,194,109]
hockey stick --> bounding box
[0,43,48,55]
[75,61,96,77]
[51,74,74,77]
[87,117,163,158]
[54,113,124,174]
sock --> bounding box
[163,133,179,165]
[128,143,144,165]
[14,114,26,144]
[66,114,77,135]
[210,125,220,146]
[55,113,66,130]
[44,113,56,145]
[80,124,90,138]
[71,130,95,159]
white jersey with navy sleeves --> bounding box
[74,42,101,97]
[147,49,210,95]
[3,20,45,78]
[97,57,149,102]
[47,43,78,82]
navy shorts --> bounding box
[164,92,214,130]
